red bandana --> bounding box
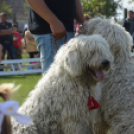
[88,92,100,110]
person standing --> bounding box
[25,29,39,58]
[123,10,134,36]
[0,13,15,59]
[26,0,85,75]
[11,24,23,59]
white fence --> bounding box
[0,58,42,76]
[1,53,134,76]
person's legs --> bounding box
[15,47,22,59]
[6,41,15,59]
[0,43,6,71]
[29,52,34,58]
[31,52,38,58]
[34,32,74,75]
[1,43,6,60]
[0,45,3,63]
[33,52,38,57]
[34,34,54,74]
[29,52,32,58]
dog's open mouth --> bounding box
[88,67,105,81]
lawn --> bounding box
[0,74,42,105]
[0,52,42,105]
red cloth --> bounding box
[88,92,100,110]
[12,32,22,48]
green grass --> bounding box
[22,52,29,59]
[0,52,42,105]
[0,74,41,105]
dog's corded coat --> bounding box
[81,18,134,134]
[12,35,113,134]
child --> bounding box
[25,29,38,58]
[12,24,23,59]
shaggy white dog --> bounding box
[12,35,113,134]
[81,18,134,134]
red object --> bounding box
[88,92,100,110]
[12,32,22,48]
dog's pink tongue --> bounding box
[95,70,105,81]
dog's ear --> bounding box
[80,22,90,35]
[81,18,102,35]
[64,50,83,77]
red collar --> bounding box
[88,92,100,110]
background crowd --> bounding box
[0,12,40,63]
[0,12,90,62]
[0,7,134,74]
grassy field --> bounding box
[0,52,42,105]
[0,74,42,105]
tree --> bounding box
[82,0,106,17]
[129,0,134,3]
[102,0,122,18]
[82,0,122,18]
[0,1,12,17]
[128,0,134,10]
[23,2,29,15]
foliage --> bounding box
[129,0,134,3]
[0,1,12,18]
[82,0,122,18]
[128,1,134,11]
[0,52,41,104]
[82,0,106,18]
[23,2,29,15]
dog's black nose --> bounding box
[102,59,110,66]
